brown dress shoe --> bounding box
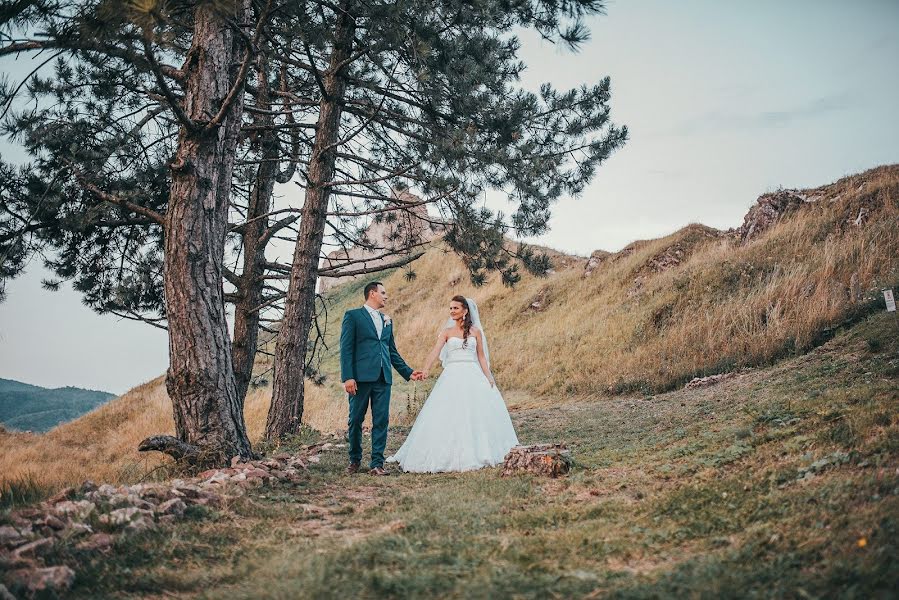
[369,466,389,476]
[345,462,361,474]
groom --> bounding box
[340,281,422,475]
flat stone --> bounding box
[12,537,53,559]
[62,523,94,539]
[76,533,114,552]
[173,485,204,498]
[156,498,187,517]
[36,515,66,531]
[53,500,96,522]
[99,507,154,528]
[205,471,232,484]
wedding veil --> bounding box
[438,297,490,368]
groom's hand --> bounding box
[410,370,423,381]
[343,379,357,395]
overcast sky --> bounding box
[1,0,897,394]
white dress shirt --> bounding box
[363,304,384,338]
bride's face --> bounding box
[449,301,468,323]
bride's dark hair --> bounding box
[451,295,473,348]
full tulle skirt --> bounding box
[387,361,519,473]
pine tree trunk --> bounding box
[232,52,277,405]
[265,1,355,441]
[162,2,252,461]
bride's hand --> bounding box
[487,375,495,387]
[422,369,430,379]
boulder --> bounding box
[501,444,572,478]
[736,189,811,242]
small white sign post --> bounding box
[885,289,896,313]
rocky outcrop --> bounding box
[318,189,440,293]
[1,439,344,598]
[583,250,611,278]
[735,189,816,242]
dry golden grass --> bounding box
[375,164,899,396]
[2,164,896,490]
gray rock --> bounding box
[60,523,93,540]
[53,500,96,522]
[11,537,53,560]
[0,525,27,547]
[155,498,187,517]
[75,532,114,552]
[125,517,156,533]
[35,515,66,531]
[98,507,154,528]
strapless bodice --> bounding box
[443,336,478,364]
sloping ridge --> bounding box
[2,164,896,488]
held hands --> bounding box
[410,370,425,381]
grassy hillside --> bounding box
[281,164,898,399]
[1,164,896,491]
[9,309,897,598]
[0,378,115,432]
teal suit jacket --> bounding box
[340,307,413,385]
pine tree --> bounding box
[263,0,628,439]
[0,0,273,462]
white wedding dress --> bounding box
[387,336,519,473]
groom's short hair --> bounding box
[363,281,383,300]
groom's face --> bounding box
[369,284,387,309]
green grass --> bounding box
[5,313,897,599]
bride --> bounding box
[387,295,519,473]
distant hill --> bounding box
[0,378,116,432]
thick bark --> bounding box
[266,2,355,440]
[232,52,277,404]
[160,2,253,461]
